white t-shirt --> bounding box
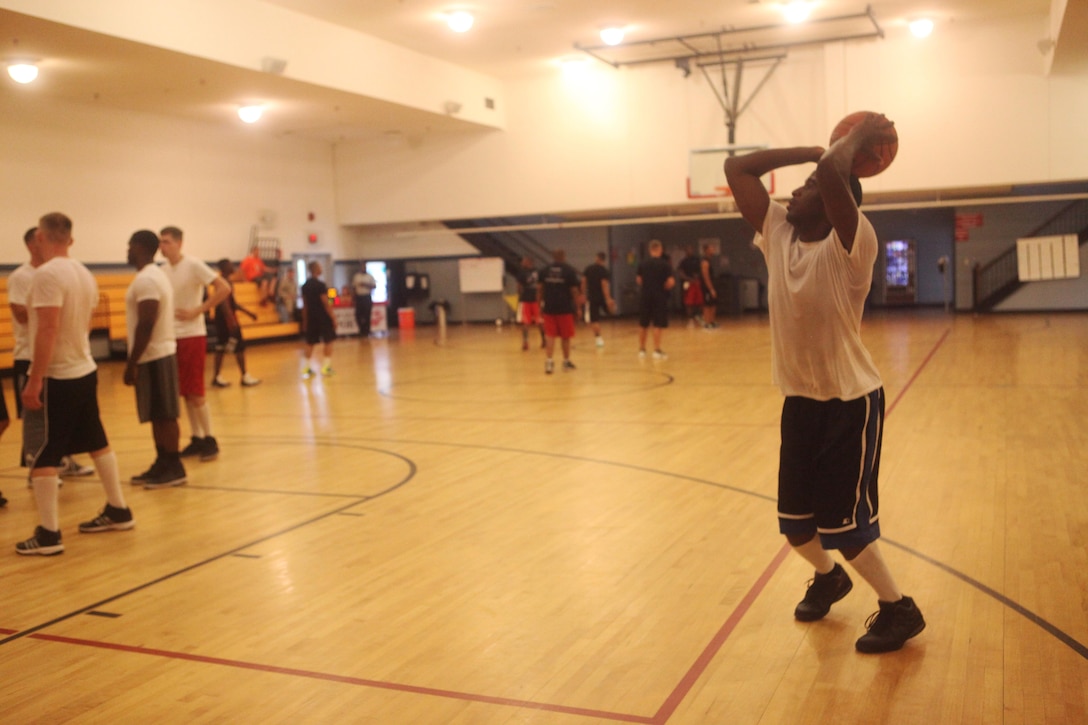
[126,263,177,363]
[7,261,35,361]
[160,255,217,339]
[27,256,98,380]
[352,272,376,297]
[755,201,882,401]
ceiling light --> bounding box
[447,10,474,33]
[782,1,812,24]
[238,105,264,123]
[909,18,934,38]
[600,27,625,46]
[7,62,39,84]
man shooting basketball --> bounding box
[724,112,925,653]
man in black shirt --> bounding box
[637,240,675,360]
[539,249,581,374]
[582,252,615,348]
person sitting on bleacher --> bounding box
[240,246,277,306]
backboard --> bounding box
[688,145,773,199]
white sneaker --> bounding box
[638,349,647,360]
[545,358,555,374]
[241,374,262,387]
[59,456,95,478]
[652,350,668,361]
[595,336,604,348]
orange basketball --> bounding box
[830,111,898,178]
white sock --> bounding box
[195,403,213,438]
[185,399,205,438]
[846,542,902,602]
[92,450,127,510]
[31,474,61,532]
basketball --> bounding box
[830,111,898,178]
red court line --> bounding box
[652,543,792,724]
[12,327,955,722]
[650,324,953,723]
[28,632,654,723]
[886,326,952,417]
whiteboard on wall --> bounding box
[458,257,504,293]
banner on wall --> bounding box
[955,213,984,241]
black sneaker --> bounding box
[79,504,135,533]
[15,526,64,556]
[855,596,926,653]
[143,462,187,490]
[0,491,7,508]
[180,437,204,458]
[200,436,219,462]
[794,562,853,621]
[130,460,161,485]
[562,360,576,371]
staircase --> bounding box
[974,199,1088,310]
[443,219,553,276]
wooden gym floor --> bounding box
[0,310,1085,724]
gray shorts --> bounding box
[136,354,181,423]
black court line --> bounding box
[0,448,416,647]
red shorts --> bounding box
[176,336,207,398]
[543,314,576,339]
[519,302,541,325]
[683,282,705,307]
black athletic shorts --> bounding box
[777,388,884,550]
[24,371,110,469]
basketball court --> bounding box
[1,312,1085,722]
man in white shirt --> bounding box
[125,230,186,489]
[16,212,133,556]
[725,113,924,654]
[9,226,96,480]
[158,226,230,462]
[351,264,377,337]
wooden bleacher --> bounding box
[0,264,298,371]
[0,276,15,370]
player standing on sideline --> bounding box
[637,240,675,360]
[677,244,704,326]
[159,226,230,463]
[350,263,377,338]
[516,257,544,351]
[300,260,337,378]
[700,243,719,329]
[724,113,925,653]
[581,252,615,348]
[9,227,97,480]
[210,259,261,388]
[539,249,581,374]
[16,213,134,555]
[124,231,186,488]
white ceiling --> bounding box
[0,0,1075,143]
[261,0,1057,78]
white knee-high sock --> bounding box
[845,542,902,602]
[185,399,206,438]
[31,475,61,532]
[92,450,126,510]
[195,402,213,438]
